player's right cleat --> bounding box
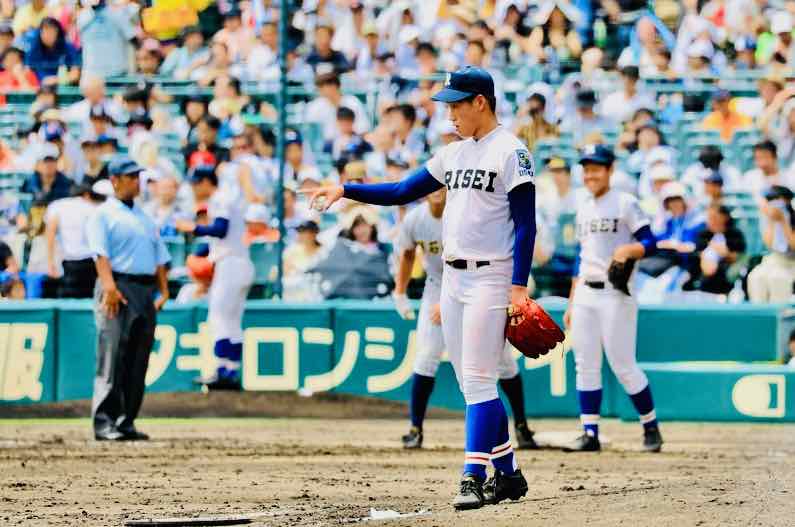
[401,427,423,449]
[643,426,663,453]
[483,469,528,505]
[563,433,601,452]
[452,474,485,510]
[515,422,539,450]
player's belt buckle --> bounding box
[585,281,605,289]
[445,259,490,271]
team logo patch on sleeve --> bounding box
[516,149,533,177]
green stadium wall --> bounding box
[0,300,794,422]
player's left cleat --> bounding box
[514,422,539,450]
[452,474,485,510]
[401,427,423,449]
[483,469,528,505]
[643,426,663,453]
[563,433,601,452]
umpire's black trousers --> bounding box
[60,258,97,298]
[92,273,157,434]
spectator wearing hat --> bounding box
[283,220,325,278]
[78,135,109,186]
[247,21,278,81]
[142,174,186,237]
[515,92,559,151]
[323,106,373,164]
[45,181,109,297]
[160,26,210,79]
[306,23,351,74]
[732,36,757,70]
[687,204,746,296]
[560,89,613,147]
[681,145,742,198]
[284,129,323,185]
[654,182,705,252]
[599,66,656,125]
[682,39,717,77]
[183,115,230,168]
[243,204,279,245]
[700,169,725,208]
[743,141,795,203]
[305,72,369,142]
[0,47,38,100]
[524,2,583,65]
[701,89,752,142]
[213,7,255,63]
[21,143,72,206]
[77,0,136,78]
[748,185,795,303]
[25,17,80,84]
[87,155,170,441]
[762,12,795,67]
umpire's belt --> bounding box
[445,259,490,271]
[113,272,157,286]
[584,281,605,289]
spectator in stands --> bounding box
[25,17,80,84]
[143,174,185,237]
[0,22,14,56]
[732,36,757,71]
[183,116,230,168]
[174,94,208,145]
[701,89,752,142]
[686,204,745,296]
[743,140,794,202]
[0,46,38,94]
[78,135,107,185]
[283,220,324,277]
[284,129,322,185]
[654,182,705,254]
[213,7,255,63]
[306,22,351,74]
[355,22,387,79]
[763,12,795,67]
[323,107,373,163]
[62,75,124,126]
[700,170,725,207]
[12,0,48,40]
[305,72,369,142]
[193,41,243,86]
[539,157,577,221]
[45,181,109,297]
[243,204,279,245]
[681,145,742,197]
[247,21,277,81]
[385,103,426,166]
[160,26,210,80]
[77,0,136,78]
[560,89,613,147]
[21,143,72,205]
[748,185,795,303]
[282,184,313,242]
[134,40,163,77]
[86,104,123,145]
[514,92,559,151]
[599,66,655,125]
[524,2,583,65]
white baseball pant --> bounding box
[208,255,255,343]
[570,282,648,395]
[440,259,513,405]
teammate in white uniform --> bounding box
[563,145,663,453]
[393,188,538,451]
[307,67,536,510]
[177,165,255,390]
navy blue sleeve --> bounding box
[633,225,657,256]
[343,167,444,206]
[572,251,581,277]
[508,182,536,286]
[194,217,229,238]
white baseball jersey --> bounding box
[207,187,247,261]
[426,125,534,261]
[575,188,649,282]
[45,197,97,261]
[396,203,444,283]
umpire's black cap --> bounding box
[432,66,495,103]
[579,144,615,167]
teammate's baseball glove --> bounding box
[186,255,214,282]
[607,259,635,295]
[505,299,565,359]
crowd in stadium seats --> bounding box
[1,0,795,303]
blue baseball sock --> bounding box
[464,398,517,480]
[214,338,232,379]
[409,374,435,430]
[577,389,602,438]
[225,341,243,381]
[490,398,518,476]
[629,385,658,430]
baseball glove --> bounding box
[505,299,565,359]
[607,259,635,295]
[186,254,214,282]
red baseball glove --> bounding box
[505,299,565,359]
[186,254,214,282]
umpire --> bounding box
[86,156,171,441]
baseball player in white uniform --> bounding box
[563,145,663,453]
[177,165,255,390]
[307,67,536,510]
[393,188,538,451]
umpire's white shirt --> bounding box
[46,197,97,261]
[425,125,533,262]
[575,188,649,282]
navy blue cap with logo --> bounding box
[108,156,143,177]
[431,66,495,103]
[579,144,615,166]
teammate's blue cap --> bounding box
[108,156,143,177]
[431,66,495,103]
[579,144,615,166]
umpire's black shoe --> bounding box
[120,429,150,441]
[483,469,528,505]
[94,428,124,441]
[643,426,663,453]
[401,427,423,449]
[452,474,485,510]
[563,433,601,452]
[515,422,539,450]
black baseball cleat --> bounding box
[643,426,663,453]
[483,469,528,505]
[194,374,241,391]
[401,427,423,449]
[94,428,124,441]
[452,474,485,510]
[563,433,601,452]
[515,422,539,450]
[119,429,150,441]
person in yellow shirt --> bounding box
[701,89,752,142]
[12,0,49,37]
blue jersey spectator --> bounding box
[24,18,80,83]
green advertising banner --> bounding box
[0,302,57,404]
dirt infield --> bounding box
[1,393,794,526]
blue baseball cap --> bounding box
[579,144,615,166]
[431,66,495,103]
[108,156,143,177]
[285,128,303,146]
[188,164,217,184]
